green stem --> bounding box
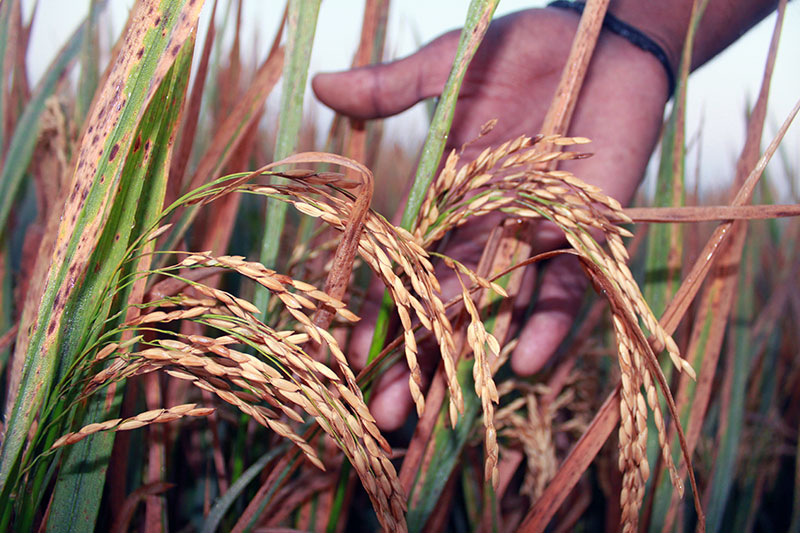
[399,0,499,231]
[254,0,321,319]
[365,0,499,367]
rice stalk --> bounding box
[255,0,321,317]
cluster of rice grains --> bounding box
[234,178,470,429]
[59,134,694,529]
[58,254,406,531]
[493,380,576,502]
[414,134,695,530]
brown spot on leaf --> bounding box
[154,16,161,27]
[133,136,142,152]
[109,144,120,161]
[137,47,144,59]
[171,44,180,57]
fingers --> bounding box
[511,254,587,376]
[312,32,459,120]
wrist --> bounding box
[547,1,676,97]
[606,0,689,76]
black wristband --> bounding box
[547,0,676,97]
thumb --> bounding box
[312,32,459,120]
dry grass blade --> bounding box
[342,0,390,170]
[538,0,608,142]
[660,3,788,528]
[110,481,175,533]
[281,154,374,331]
[659,95,800,337]
[182,47,285,197]
[623,204,800,223]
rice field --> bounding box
[0,0,798,531]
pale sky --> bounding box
[24,1,800,199]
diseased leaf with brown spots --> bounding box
[0,0,205,495]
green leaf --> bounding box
[44,36,195,532]
[407,361,479,532]
[75,0,102,124]
[201,446,287,533]
[366,0,499,368]
[704,233,756,532]
[401,0,499,231]
[645,0,710,526]
[254,0,320,317]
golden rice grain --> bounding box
[52,404,214,449]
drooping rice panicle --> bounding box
[60,257,406,531]
[455,268,501,487]
[405,135,694,526]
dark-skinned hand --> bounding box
[312,8,669,431]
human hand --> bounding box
[312,8,670,430]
